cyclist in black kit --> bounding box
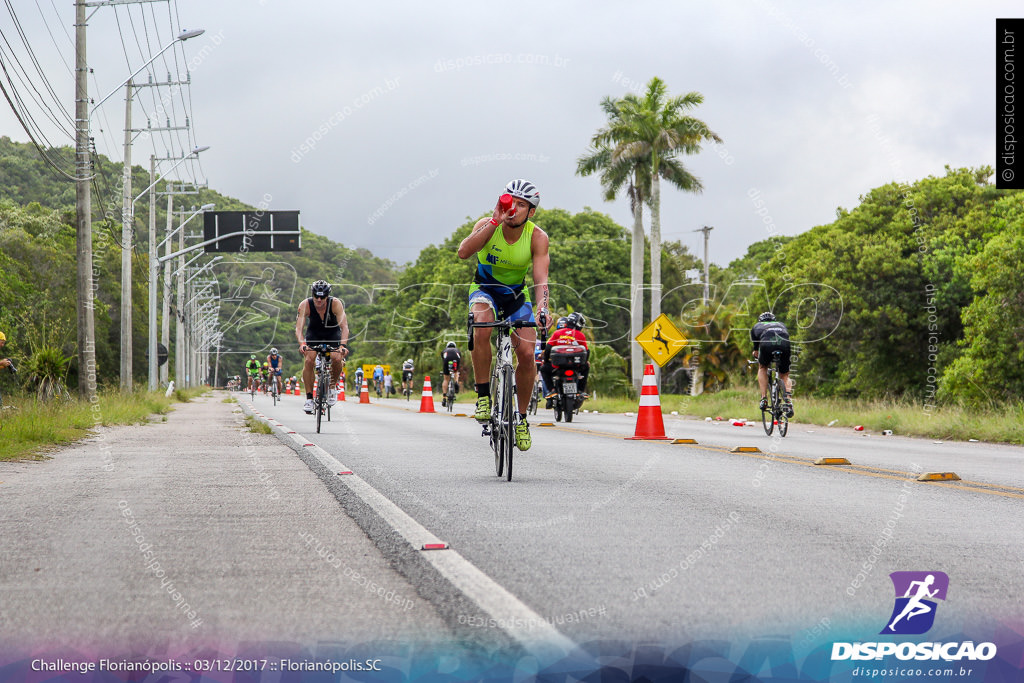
[750,311,793,417]
[295,280,349,414]
[440,341,461,407]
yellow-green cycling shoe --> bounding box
[474,395,491,422]
[515,420,531,451]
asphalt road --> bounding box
[251,390,1024,652]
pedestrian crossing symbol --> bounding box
[635,314,687,367]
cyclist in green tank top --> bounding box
[457,179,551,452]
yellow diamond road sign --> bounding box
[635,314,687,367]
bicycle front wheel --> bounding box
[503,365,515,482]
[491,368,504,477]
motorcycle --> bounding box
[549,345,588,423]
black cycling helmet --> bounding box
[758,311,776,322]
[555,317,569,330]
[566,312,586,331]
[310,280,331,298]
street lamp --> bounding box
[104,28,204,390]
[91,29,206,114]
[148,174,209,391]
[125,148,208,389]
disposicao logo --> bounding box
[881,571,948,635]
[831,571,997,662]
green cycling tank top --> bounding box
[473,221,535,300]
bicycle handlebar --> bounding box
[470,320,538,330]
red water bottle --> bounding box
[499,193,513,211]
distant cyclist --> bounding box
[401,358,415,397]
[354,366,364,393]
[296,279,350,414]
[244,354,260,392]
[266,347,284,395]
[260,363,270,392]
[440,342,461,407]
[751,311,793,417]
[372,364,384,396]
[457,178,550,451]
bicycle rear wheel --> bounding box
[761,381,775,436]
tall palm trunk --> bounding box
[630,184,645,393]
[649,162,662,386]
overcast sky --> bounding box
[2,1,1014,267]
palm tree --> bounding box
[602,78,721,380]
[577,96,650,392]
[578,80,720,389]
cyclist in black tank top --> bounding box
[295,280,349,414]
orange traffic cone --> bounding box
[359,379,370,404]
[338,378,346,401]
[419,376,435,413]
[626,364,670,440]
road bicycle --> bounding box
[750,350,789,437]
[249,375,257,400]
[270,372,281,406]
[468,314,543,481]
[310,343,342,434]
[528,376,541,416]
[444,365,459,413]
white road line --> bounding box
[241,401,577,659]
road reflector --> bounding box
[917,471,961,482]
[303,443,314,447]
[814,457,851,465]
[421,543,449,551]
[730,446,761,453]
[538,422,555,427]
[454,413,468,417]
[672,438,698,444]
[337,471,353,476]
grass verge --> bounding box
[244,416,273,434]
[587,389,1024,444]
[0,387,209,462]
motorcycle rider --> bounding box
[541,311,590,402]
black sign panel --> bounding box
[203,211,301,253]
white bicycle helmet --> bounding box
[504,179,540,208]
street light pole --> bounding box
[146,147,209,390]
[160,188,173,385]
[119,79,133,390]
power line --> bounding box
[0,75,79,181]
[5,0,74,130]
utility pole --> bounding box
[160,189,173,385]
[699,225,713,307]
[148,155,158,390]
[75,0,97,400]
[689,225,713,397]
[119,80,133,390]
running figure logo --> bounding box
[652,324,670,355]
[880,571,949,635]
